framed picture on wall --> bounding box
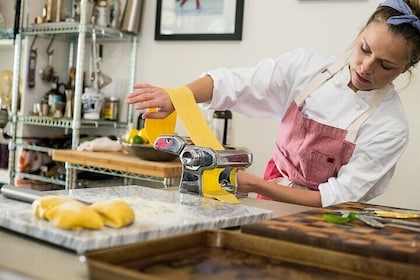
[155,0,245,41]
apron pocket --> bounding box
[307,151,335,183]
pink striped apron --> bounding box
[258,62,386,199]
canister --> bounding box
[120,0,143,34]
[102,97,119,121]
[81,87,104,120]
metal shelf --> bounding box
[68,163,177,188]
[16,171,66,186]
[20,143,55,154]
[8,0,138,190]
[19,116,73,128]
[22,22,134,41]
[19,115,127,129]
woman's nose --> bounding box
[361,57,374,74]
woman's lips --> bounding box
[355,71,370,84]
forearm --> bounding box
[185,75,214,103]
[238,170,323,207]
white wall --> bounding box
[125,0,420,209]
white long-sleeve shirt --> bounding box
[203,48,409,206]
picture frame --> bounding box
[155,0,245,41]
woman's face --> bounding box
[349,21,410,91]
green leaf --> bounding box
[323,212,357,224]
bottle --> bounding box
[109,0,121,29]
[66,67,76,91]
[64,67,76,118]
[96,0,109,27]
[102,96,119,121]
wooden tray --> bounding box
[84,230,420,280]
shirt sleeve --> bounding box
[202,48,331,120]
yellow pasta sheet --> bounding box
[164,87,240,204]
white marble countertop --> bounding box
[0,185,273,254]
[0,186,311,280]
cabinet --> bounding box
[8,0,138,190]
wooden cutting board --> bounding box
[52,149,182,178]
[242,202,420,265]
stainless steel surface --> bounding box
[0,185,44,203]
[120,0,144,34]
[358,214,420,233]
[0,184,93,205]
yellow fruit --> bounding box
[125,129,139,143]
[130,135,144,144]
[138,128,150,144]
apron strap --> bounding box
[345,86,387,143]
[295,60,347,106]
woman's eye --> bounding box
[381,63,393,70]
[361,45,369,53]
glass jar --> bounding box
[102,96,119,121]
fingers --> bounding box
[127,83,175,118]
[141,110,171,119]
[127,84,156,104]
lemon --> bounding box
[130,135,144,144]
[138,128,149,144]
[125,129,139,143]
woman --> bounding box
[127,0,420,207]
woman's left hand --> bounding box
[127,83,175,119]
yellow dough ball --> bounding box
[45,200,104,230]
[90,199,135,228]
[32,195,73,219]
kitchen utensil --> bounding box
[335,209,420,219]
[1,185,91,205]
[40,35,56,82]
[1,185,45,203]
[27,35,38,88]
[358,214,420,233]
[154,135,252,194]
[91,29,112,89]
[364,207,420,218]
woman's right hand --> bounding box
[127,83,175,119]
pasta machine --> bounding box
[154,135,252,195]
